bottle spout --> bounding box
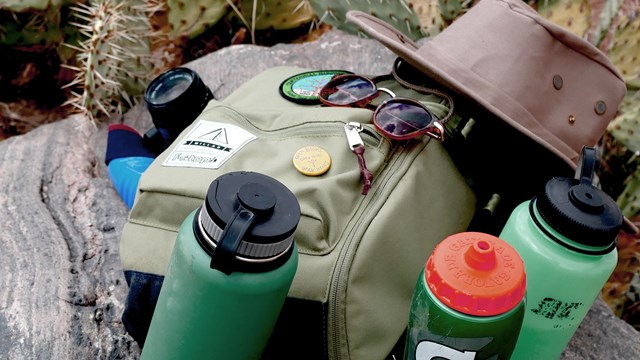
[464,239,497,271]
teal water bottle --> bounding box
[141,171,300,360]
[499,147,624,359]
[404,232,527,360]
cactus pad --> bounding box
[617,167,640,218]
[536,0,591,38]
[410,0,445,37]
[0,0,64,12]
[236,0,315,30]
[310,0,425,40]
[166,0,229,39]
[607,13,640,89]
[607,93,640,154]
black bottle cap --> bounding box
[535,147,623,249]
[144,67,213,140]
[195,172,300,274]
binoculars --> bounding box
[143,67,213,155]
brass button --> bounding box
[568,115,576,124]
[553,75,563,90]
[595,101,607,115]
[293,146,331,176]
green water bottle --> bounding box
[405,232,527,360]
[499,147,624,360]
[141,171,300,360]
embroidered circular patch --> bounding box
[279,70,352,104]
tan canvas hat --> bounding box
[347,0,626,169]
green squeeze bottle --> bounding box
[141,171,300,360]
[499,147,624,360]
[404,232,527,360]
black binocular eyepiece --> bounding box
[143,67,213,155]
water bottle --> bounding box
[141,171,300,359]
[499,146,624,359]
[404,232,527,360]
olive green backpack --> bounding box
[120,66,477,359]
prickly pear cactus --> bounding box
[607,90,640,218]
[166,0,229,39]
[0,0,64,12]
[0,9,64,46]
[64,0,154,122]
[309,0,471,40]
[617,167,640,217]
[310,0,426,40]
[607,13,640,89]
[536,0,591,38]
[411,0,446,37]
[608,94,640,155]
[438,0,468,21]
[236,0,315,30]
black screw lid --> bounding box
[536,147,623,249]
[196,172,300,273]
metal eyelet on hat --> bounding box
[553,75,563,90]
[595,101,607,115]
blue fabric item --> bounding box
[105,124,156,208]
[105,124,156,165]
[107,157,154,208]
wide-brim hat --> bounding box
[347,0,626,169]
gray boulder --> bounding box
[0,30,637,359]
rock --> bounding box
[0,30,638,359]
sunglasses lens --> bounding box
[374,100,433,139]
[320,76,377,106]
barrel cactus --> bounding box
[63,0,155,122]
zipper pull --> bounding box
[344,122,373,195]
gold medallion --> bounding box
[292,146,331,176]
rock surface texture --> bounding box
[0,30,638,359]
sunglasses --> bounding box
[318,74,454,141]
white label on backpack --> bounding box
[162,120,256,169]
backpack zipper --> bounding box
[328,138,430,360]
[205,105,382,147]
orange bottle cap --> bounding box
[425,232,526,316]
